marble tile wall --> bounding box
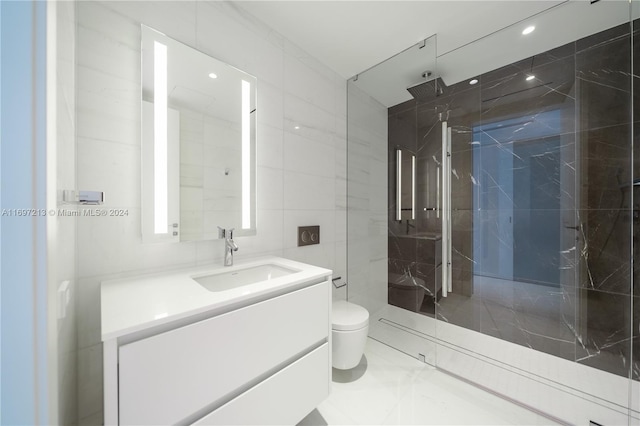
[75,2,346,423]
[386,21,638,380]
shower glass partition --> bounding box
[434,6,637,423]
[347,1,638,424]
[347,35,439,364]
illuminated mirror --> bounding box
[141,25,257,242]
[396,147,415,221]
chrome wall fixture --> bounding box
[62,189,105,205]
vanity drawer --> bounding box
[118,281,329,425]
[194,343,329,425]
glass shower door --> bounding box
[434,6,584,357]
[347,35,440,365]
[433,2,637,423]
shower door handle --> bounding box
[441,121,452,297]
[565,225,581,231]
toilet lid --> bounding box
[332,300,369,331]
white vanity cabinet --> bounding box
[101,258,332,425]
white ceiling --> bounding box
[237,0,568,79]
[237,0,633,107]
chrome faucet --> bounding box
[218,227,239,266]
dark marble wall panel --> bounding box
[577,31,631,132]
[580,125,632,211]
[576,290,633,377]
[576,22,629,55]
[388,107,417,152]
[580,211,632,294]
[482,42,576,87]
[576,24,633,380]
[481,56,576,127]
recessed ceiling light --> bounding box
[469,79,478,85]
[294,126,300,130]
[208,72,218,79]
[522,26,535,35]
[526,75,535,81]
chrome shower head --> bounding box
[407,71,446,101]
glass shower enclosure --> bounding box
[346,2,638,424]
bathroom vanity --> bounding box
[101,257,332,425]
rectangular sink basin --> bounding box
[193,264,299,292]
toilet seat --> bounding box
[332,300,369,331]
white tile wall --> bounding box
[75,2,347,423]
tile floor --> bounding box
[298,338,560,425]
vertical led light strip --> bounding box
[411,154,416,220]
[436,167,440,219]
[441,121,448,297]
[241,80,251,229]
[447,125,453,293]
[154,41,168,234]
[396,149,402,221]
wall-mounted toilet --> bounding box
[331,300,369,370]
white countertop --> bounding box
[101,256,332,341]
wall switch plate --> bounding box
[298,226,320,247]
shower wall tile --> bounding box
[576,21,629,54]
[577,31,631,133]
[416,238,439,266]
[388,107,417,152]
[388,236,416,263]
[579,208,631,295]
[416,262,439,296]
[389,98,416,116]
[579,79,632,132]
[480,55,576,127]
[450,150,473,211]
[576,32,630,93]
[580,124,632,211]
[576,289,633,378]
[482,41,576,86]
[416,101,439,138]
